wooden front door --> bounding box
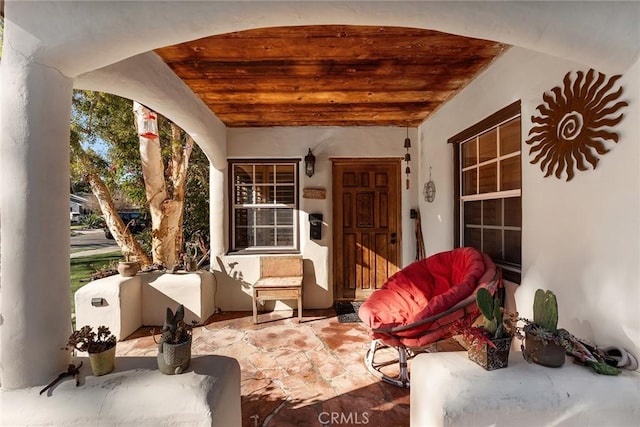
[333,159,401,301]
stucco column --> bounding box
[0,44,73,388]
[209,165,226,260]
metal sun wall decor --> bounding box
[525,69,628,181]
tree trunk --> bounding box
[134,103,192,267]
[70,136,151,266]
[87,173,151,266]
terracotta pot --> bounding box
[157,337,192,375]
[524,331,565,367]
[89,345,116,376]
[117,261,140,277]
[467,336,512,371]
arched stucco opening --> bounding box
[2,0,639,389]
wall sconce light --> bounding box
[305,148,316,177]
[404,128,411,189]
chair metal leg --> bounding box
[364,339,411,388]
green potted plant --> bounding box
[65,325,117,376]
[456,286,517,370]
[521,289,565,367]
[154,304,193,375]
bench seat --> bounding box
[252,256,303,324]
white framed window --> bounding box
[229,160,299,252]
[451,101,522,282]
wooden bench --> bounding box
[252,256,303,324]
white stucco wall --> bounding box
[419,47,640,357]
[214,127,418,310]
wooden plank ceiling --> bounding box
[155,25,508,127]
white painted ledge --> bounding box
[411,351,640,427]
[0,355,241,426]
[75,271,216,340]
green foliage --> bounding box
[71,90,211,256]
[81,213,104,229]
[533,289,558,332]
[475,287,507,338]
[183,144,210,243]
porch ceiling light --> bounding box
[305,148,316,177]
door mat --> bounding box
[334,301,363,323]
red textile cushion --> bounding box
[358,247,495,347]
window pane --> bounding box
[255,185,275,204]
[500,118,521,155]
[235,208,249,227]
[500,155,521,191]
[504,230,522,265]
[276,227,294,246]
[464,227,481,249]
[254,164,271,184]
[464,201,481,226]
[478,128,497,163]
[276,186,295,204]
[235,186,253,204]
[234,164,253,185]
[504,230,522,264]
[276,164,295,183]
[504,197,522,227]
[478,163,497,193]
[235,227,250,248]
[483,229,502,260]
[462,140,477,168]
[256,228,275,246]
[462,169,477,196]
[276,208,294,225]
[483,199,501,226]
[255,209,275,226]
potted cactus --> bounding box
[455,285,517,370]
[153,304,193,375]
[521,289,565,367]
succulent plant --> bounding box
[476,287,502,338]
[158,304,191,348]
[532,289,558,332]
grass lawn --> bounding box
[70,251,122,316]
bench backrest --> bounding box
[260,256,303,278]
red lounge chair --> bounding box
[358,247,498,387]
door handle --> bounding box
[390,232,397,244]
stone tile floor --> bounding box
[117,309,462,427]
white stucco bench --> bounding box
[1,355,241,426]
[411,351,640,426]
[75,271,216,339]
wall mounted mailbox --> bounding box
[309,213,323,240]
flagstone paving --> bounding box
[116,309,463,427]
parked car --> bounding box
[104,211,149,239]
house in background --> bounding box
[69,193,88,223]
[0,1,638,406]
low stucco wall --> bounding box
[411,351,640,427]
[1,355,241,426]
[75,271,216,340]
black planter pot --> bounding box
[467,336,513,371]
[524,331,565,367]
